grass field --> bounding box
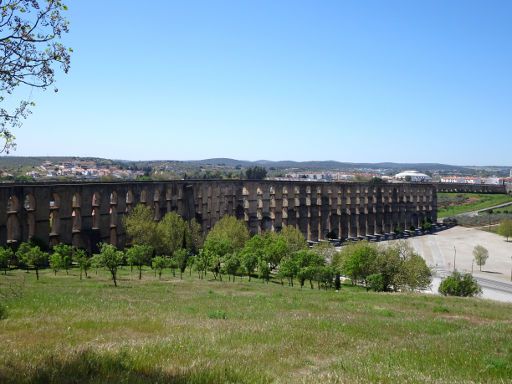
[1,269,512,383]
[437,193,512,218]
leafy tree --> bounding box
[49,252,64,275]
[258,259,271,283]
[262,232,288,269]
[51,244,73,274]
[15,242,33,272]
[312,242,337,264]
[157,212,188,257]
[0,247,14,274]
[0,0,71,152]
[152,256,168,280]
[123,204,158,247]
[204,216,249,257]
[18,244,48,280]
[126,244,153,280]
[439,272,481,297]
[245,166,267,180]
[498,219,512,242]
[280,225,307,254]
[295,249,324,289]
[399,253,432,291]
[74,249,90,280]
[173,248,189,279]
[92,243,124,287]
[240,237,262,281]
[195,249,212,279]
[337,241,379,285]
[278,256,298,286]
[186,219,204,254]
[222,253,241,281]
[473,245,489,272]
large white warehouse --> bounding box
[394,170,432,182]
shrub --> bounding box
[438,272,482,297]
[367,273,385,292]
[208,310,227,319]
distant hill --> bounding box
[0,156,510,175]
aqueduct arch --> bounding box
[0,180,437,252]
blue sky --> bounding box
[10,0,512,165]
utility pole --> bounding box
[453,246,456,272]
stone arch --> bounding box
[126,190,134,213]
[6,196,20,243]
[165,188,172,212]
[23,194,36,240]
[49,193,60,239]
[153,189,161,220]
[140,189,148,205]
[109,191,118,227]
[92,192,101,229]
[109,191,118,245]
[71,193,81,233]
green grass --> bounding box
[437,193,512,218]
[1,269,512,383]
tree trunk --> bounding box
[111,270,117,287]
[35,268,39,280]
[139,267,142,280]
[80,270,82,280]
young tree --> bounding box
[51,244,73,274]
[173,248,189,279]
[240,245,260,281]
[49,252,64,276]
[19,245,48,280]
[15,242,33,272]
[498,219,512,242]
[74,249,91,280]
[473,245,489,272]
[0,1,71,152]
[0,247,14,274]
[92,243,125,287]
[222,253,241,281]
[126,244,153,280]
[152,256,168,280]
[195,249,212,280]
[277,256,298,286]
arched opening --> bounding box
[109,191,118,245]
[126,190,133,213]
[92,192,101,229]
[24,194,36,240]
[153,189,161,220]
[6,196,20,244]
[49,194,60,238]
[72,193,81,232]
[140,189,148,205]
[166,188,172,212]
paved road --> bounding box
[404,226,512,303]
[459,201,512,217]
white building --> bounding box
[394,170,432,182]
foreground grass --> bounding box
[1,269,512,383]
[437,193,512,218]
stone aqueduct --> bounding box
[0,180,437,251]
